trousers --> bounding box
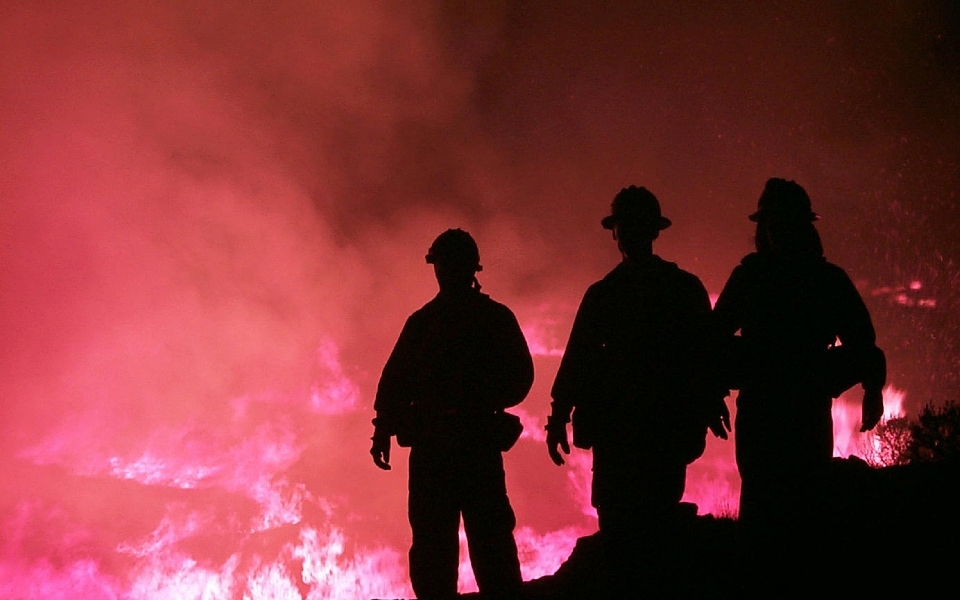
[407,442,522,599]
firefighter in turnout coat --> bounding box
[712,178,886,588]
[371,229,533,600]
[546,187,730,591]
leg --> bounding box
[460,449,522,599]
[409,447,461,600]
[595,456,687,595]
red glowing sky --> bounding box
[1,2,959,598]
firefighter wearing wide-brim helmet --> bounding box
[602,185,672,236]
[425,228,484,291]
[372,226,532,599]
[425,228,483,269]
[601,186,673,260]
[748,178,824,257]
[749,178,820,223]
[713,176,887,572]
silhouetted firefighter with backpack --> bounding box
[371,228,533,600]
[545,187,731,592]
[713,178,886,589]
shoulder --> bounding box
[819,259,859,290]
[582,270,620,305]
[586,274,612,296]
[736,252,763,271]
[724,252,764,284]
[667,260,707,289]
[468,291,521,323]
[403,296,441,327]
[645,257,709,298]
[597,262,625,284]
[716,255,758,302]
[411,296,439,317]
[597,258,708,302]
[478,292,512,313]
[820,259,851,277]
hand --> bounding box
[371,435,392,470]
[546,422,570,466]
[860,388,884,432]
[708,400,731,440]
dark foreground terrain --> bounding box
[379,458,960,598]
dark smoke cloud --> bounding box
[1,0,959,594]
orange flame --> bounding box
[832,385,906,463]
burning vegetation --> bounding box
[2,0,959,598]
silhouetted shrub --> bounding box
[867,416,913,467]
[866,400,960,466]
[906,399,960,463]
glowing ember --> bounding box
[870,282,937,308]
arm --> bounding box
[712,264,747,339]
[489,306,535,410]
[689,280,731,439]
[546,287,604,465]
[711,264,749,392]
[371,316,421,470]
[832,269,886,431]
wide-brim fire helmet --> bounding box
[749,178,820,222]
[601,186,672,231]
[425,228,483,272]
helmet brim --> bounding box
[601,215,672,230]
[748,210,820,222]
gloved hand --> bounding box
[546,417,570,466]
[860,387,884,432]
[370,433,392,470]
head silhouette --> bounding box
[751,179,824,257]
[602,186,671,259]
[750,178,819,223]
[425,228,483,291]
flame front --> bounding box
[3,360,417,599]
[0,325,600,599]
[1,303,919,600]
[832,386,907,464]
[2,2,948,592]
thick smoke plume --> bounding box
[1,1,958,597]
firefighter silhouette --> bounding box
[713,178,886,587]
[371,228,533,600]
[546,187,730,591]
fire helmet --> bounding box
[601,186,672,231]
[749,178,820,222]
[425,228,482,272]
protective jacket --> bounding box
[373,285,532,599]
[713,252,886,478]
[551,256,720,467]
[373,287,533,448]
[714,252,884,396]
